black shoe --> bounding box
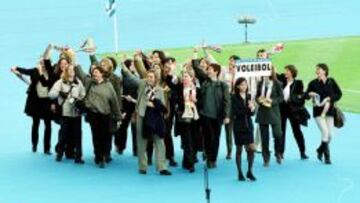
[238,172,245,181]
[116,148,123,155]
[226,154,232,160]
[139,170,147,175]
[105,156,113,163]
[32,146,37,153]
[55,154,62,162]
[324,143,332,165]
[316,142,325,162]
[275,154,282,164]
[169,159,178,167]
[246,171,256,181]
[301,153,309,160]
[207,161,216,169]
[98,161,105,168]
[159,170,172,176]
[94,158,100,165]
[74,159,85,164]
[44,151,52,155]
[189,167,195,173]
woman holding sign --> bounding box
[232,77,257,181]
[255,68,284,167]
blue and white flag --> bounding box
[105,0,116,17]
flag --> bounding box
[270,43,284,54]
[105,0,116,17]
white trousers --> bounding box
[315,116,334,143]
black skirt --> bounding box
[233,131,254,146]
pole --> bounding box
[113,11,119,53]
[245,23,248,43]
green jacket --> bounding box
[192,60,230,120]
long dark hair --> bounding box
[233,77,248,95]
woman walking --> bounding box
[305,63,342,164]
[232,77,256,181]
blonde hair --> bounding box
[61,65,74,82]
[100,58,114,73]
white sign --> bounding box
[235,58,272,78]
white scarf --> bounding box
[261,80,273,99]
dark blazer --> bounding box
[277,74,306,107]
[255,79,284,125]
[278,74,310,125]
[16,67,52,118]
[305,78,342,117]
[232,94,254,134]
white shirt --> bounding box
[283,81,293,102]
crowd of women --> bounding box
[10,42,342,181]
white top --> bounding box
[283,81,293,102]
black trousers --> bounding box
[280,104,306,155]
[202,116,222,163]
[259,124,282,161]
[181,121,197,169]
[88,112,112,163]
[32,116,51,152]
[164,114,175,160]
[57,117,82,159]
[115,110,137,155]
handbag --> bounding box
[75,82,93,115]
[53,85,75,125]
[333,105,345,128]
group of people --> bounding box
[10,42,342,181]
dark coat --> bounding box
[143,99,167,138]
[16,67,52,118]
[278,74,310,126]
[231,94,254,135]
[305,78,342,118]
[255,79,284,125]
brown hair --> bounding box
[284,64,298,78]
[316,63,329,76]
[209,63,222,77]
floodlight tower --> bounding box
[238,16,256,43]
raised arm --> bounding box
[134,54,148,79]
[192,59,208,83]
[74,64,91,86]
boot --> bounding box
[238,171,245,181]
[246,171,256,181]
[324,143,331,165]
[316,142,326,162]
